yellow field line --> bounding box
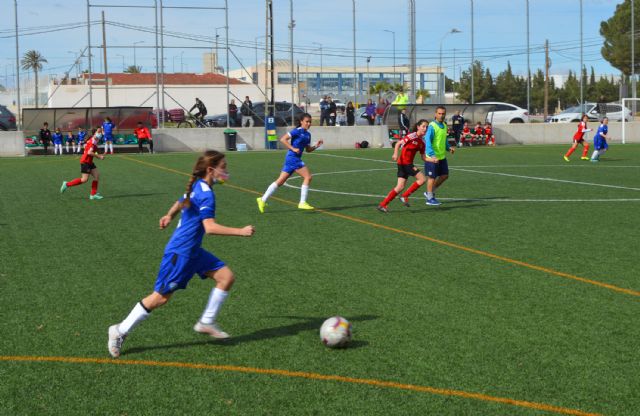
[0,355,602,416]
[121,156,640,298]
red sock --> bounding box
[380,189,398,207]
[582,144,590,157]
[67,178,82,187]
[91,180,99,195]
[565,147,576,158]
[402,182,421,198]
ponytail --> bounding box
[181,150,225,209]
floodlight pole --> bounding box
[579,0,583,111]
[352,0,357,106]
[408,0,416,103]
[289,0,295,125]
[526,0,530,115]
[14,0,21,129]
[470,0,475,104]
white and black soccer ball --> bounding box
[319,316,352,348]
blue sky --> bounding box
[0,0,626,87]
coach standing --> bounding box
[451,110,464,148]
[424,105,455,206]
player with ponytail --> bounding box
[108,150,255,358]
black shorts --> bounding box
[81,162,97,174]
[397,164,419,179]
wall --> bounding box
[0,131,25,157]
[495,122,640,145]
[154,125,390,152]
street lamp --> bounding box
[366,56,371,97]
[133,40,144,69]
[439,28,461,103]
[312,42,323,75]
[383,29,395,74]
[215,26,224,73]
[116,54,125,72]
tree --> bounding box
[369,81,391,98]
[415,88,431,103]
[559,70,581,108]
[600,0,640,75]
[20,50,47,108]
[124,65,142,74]
[495,61,526,107]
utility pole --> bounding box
[544,39,550,119]
[101,10,109,107]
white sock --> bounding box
[109,143,114,153]
[591,150,599,160]
[426,192,434,199]
[300,184,309,204]
[118,302,150,335]
[200,288,228,324]
[262,182,279,202]
[66,144,69,153]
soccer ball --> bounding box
[319,316,352,348]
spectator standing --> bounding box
[240,96,254,127]
[376,98,388,125]
[328,97,337,126]
[135,121,154,154]
[423,106,455,206]
[228,100,238,127]
[451,110,465,147]
[319,96,330,126]
[346,101,355,126]
[189,98,208,126]
[398,108,410,136]
[39,122,51,156]
[365,99,376,126]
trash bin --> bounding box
[223,129,237,151]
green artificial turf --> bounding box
[1,144,639,415]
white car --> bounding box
[477,101,529,123]
[548,102,631,123]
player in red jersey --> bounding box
[484,122,496,146]
[59,127,106,200]
[377,119,437,213]
[563,114,591,161]
[460,122,473,147]
[473,122,484,145]
[134,121,154,154]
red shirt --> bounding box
[134,126,152,139]
[573,121,588,140]
[462,127,471,134]
[474,126,483,135]
[80,137,99,164]
[397,132,425,165]
[484,127,493,136]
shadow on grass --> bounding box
[105,192,167,199]
[124,314,378,355]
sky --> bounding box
[0,0,627,88]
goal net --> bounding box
[621,98,640,144]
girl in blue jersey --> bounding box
[65,131,74,154]
[102,117,115,154]
[256,113,323,212]
[52,127,64,155]
[108,150,255,358]
[76,127,87,153]
[590,117,611,162]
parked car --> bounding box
[547,102,631,123]
[0,105,17,130]
[477,101,529,123]
[204,102,305,127]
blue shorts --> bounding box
[282,157,306,174]
[154,248,225,295]
[594,138,608,151]
[424,158,449,179]
[104,134,114,142]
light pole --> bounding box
[312,42,323,75]
[133,40,144,69]
[14,0,20,128]
[470,0,475,103]
[116,54,125,72]
[289,0,295,125]
[526,0,530,115]
[383,29,395,74]
[366,56,371,97]
[633,0,636,114]
[579,0,583,111]
[215,26,224,73]
[439,28,461,103]
[352,0,357,106]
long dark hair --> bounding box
[182,150,226,209]
[411,119,429,133]
[295,113,312,127]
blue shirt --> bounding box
[164,179,216,257]
[77,131,87,142]
[424,121,450,157]
[102,121,114,135]
[52,132,63,144]
[595,124,608,141]
[285,127,311,159]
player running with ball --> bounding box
[563,114,591,162]
[377,119,436,213]
[60,127,105,200]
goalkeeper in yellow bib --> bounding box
[423,106,455,206]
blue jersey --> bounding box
[77,131,87,142]
[163,179,216,257]
[285,127,311,159]
[102,121,115,136]
[52,132,63,144]
[594,123,609,150]
[65,134,74,143]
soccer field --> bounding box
[1,145,639,415]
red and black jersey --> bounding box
[397,132,425,165]
[80,137,99,164]
[134,126,152,139]
[484,126,493,136]
[573,121,588,141]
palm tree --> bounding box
[21,50,47,108]
[124,65,142,74]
